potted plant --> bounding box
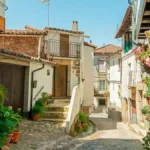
[145,91,150,104]
[32,105,43,121]
[79,112,87,128]
[146,113,150,122]
[11,112,22,143]
[142,106,150,115]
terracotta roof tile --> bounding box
[3,29,47,35]
[94,44,121,55]
[45,27,84,34]
[84,42,97,48]
[0,48,56,65]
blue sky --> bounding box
[6,0,129,47]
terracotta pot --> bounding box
[43,101,48,106]
[147,98,150,104]
[32,114,39,121]
[4,134,13,146]
[81,123,85,128]
[147,117,150,122]
[11,131,20,143]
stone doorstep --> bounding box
[129,124,147,137]
[47,106,69,112]
[43,111,68,119]
[53,99,70,104]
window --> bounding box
[118,58,121,71]
[99,80,106,91]
[98,60,106,72]
[124,31,132,53]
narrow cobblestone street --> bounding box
[10,110,143,150]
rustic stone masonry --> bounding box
[0,36,39,57]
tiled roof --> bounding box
[0,48,56,65]
[84,42,97,48]
[4,29,47,35]
[94,44,122,55]
[45,27,84,34]
[115,6,132,38]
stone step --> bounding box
[54,99,70,104]
[47,105,69,112]
[129,124,147,137]
[43,112,68,119]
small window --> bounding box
[99,80,106,91]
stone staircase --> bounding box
[41,99,70,126]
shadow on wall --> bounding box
[108,107,122,122]
[75,138,143,150]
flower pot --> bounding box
[147,98,150,105]
[11,131,20,143]
[147,117,150,122]
[32,114,39,121]
[81,123,85,128]
[4,134,13,146]
[43,101,48,106]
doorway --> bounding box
[0,63,25,110]
[54,65,68,97]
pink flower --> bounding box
[146,58,150,68]
[131,48,138,53]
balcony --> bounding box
[45,40,81,58]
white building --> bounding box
[93,44,121,114]
[115,0,150,133]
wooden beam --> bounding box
[144,11,150,16]
[140,26,150,29]
[142,20,150,23]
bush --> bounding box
[79,112,87,123]
[32,105,43,115]
[35,98,44,107]
[142,106,150,115]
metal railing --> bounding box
[45,40,81,58]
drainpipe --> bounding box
[29,64,45,117]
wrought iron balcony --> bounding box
[45,40,81,58]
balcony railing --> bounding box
[45,40,81,58]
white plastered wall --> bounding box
[82,45,94,106]
[27,62,54,111]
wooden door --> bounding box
[60,34,69,57]
[0,63,25,110]
[54,65,67,97]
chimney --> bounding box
[72,21,78,32]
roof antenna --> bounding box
[37,0,50,27]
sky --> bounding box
[5,0,129,48]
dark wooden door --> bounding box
[0,63,25,110]
[54,65,67,97]
[60,34,69,57]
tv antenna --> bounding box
[37,0,50,27]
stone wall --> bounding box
[0,36,39,57]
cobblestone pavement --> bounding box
[9,120,94,150]
[10,117,143,150]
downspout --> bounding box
[29,64,45,116]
